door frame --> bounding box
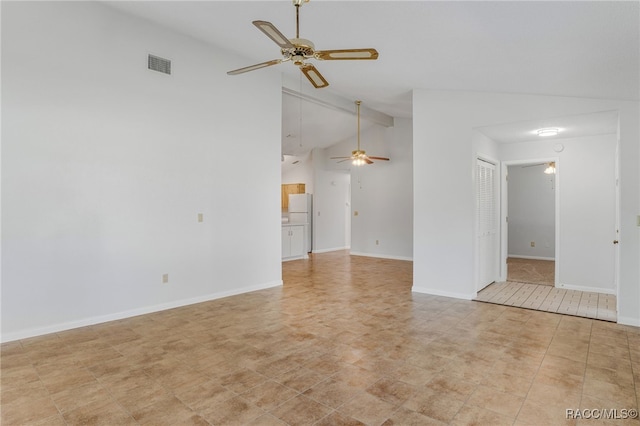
[500,157,560,287]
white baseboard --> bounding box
[617,315,640,327]
[508,255,555,261]
[349,251,413,261]
[557,282,616,295]
[412,286,475,301]
[0,280,283,343]
[312,246,350,254]
[282,254,309,262]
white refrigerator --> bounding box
[288,193,312,253]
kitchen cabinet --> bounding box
[281,183,305,211]
[282,224,306,261]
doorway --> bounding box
[504,160,557,286]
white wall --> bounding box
[1,2,283,341]
[413,90,639,326]
[311,148,351,253]
[322,118,413,260]
[282,152,314,195]
[507,165,556,259]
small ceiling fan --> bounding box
[331,101,389,166]
[227,0,379,89]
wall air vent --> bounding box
[148,54,171,75]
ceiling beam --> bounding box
[282,80,394,128]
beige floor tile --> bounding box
[246,413,289,426]
[274,366,329,393]
[303,377,362,409]
[315,410,367,426]
[480,371,534,397]
[200,395,266,425]
[173,379,237,411]
[451,404,515,426]
[403,386,466,423]
[242,379,299,411]
[424,373,478,401]
[365,377,417,406]
[1,251,637,425]
[49,380,113,414]
[465,384,524,418]
[131,396,205,425]
[337,391,397,425]
[270,394,333,425]
[62,398,137,426]
[516,399,577,426]
[381,406,447,425]
[1,396,60,425]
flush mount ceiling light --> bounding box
[537,128,559,137]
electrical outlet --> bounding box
[530,241,535,247]
[162,273,169,283]
[197,213,203,223]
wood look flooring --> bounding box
[2,251,639,425]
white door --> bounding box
[477,158,499,290]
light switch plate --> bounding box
[162,273,169,283]
[198,213,203,223]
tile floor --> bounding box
[476,282,618,322]
[1,251,639,425]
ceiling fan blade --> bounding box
[364,157,374,164]
[253,20,294,49]
[336,158,353,163]
[315,48,379,60]
[330,156,351,159]
[368,156,390,161]
[300,64,329,88]
[227,59,282,75]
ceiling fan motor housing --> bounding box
[282,39,315,65]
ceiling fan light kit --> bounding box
[227,0,379,89]
[544,162,556,174]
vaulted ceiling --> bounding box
[106,1,639,156]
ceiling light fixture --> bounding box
[544,162,556,174]
[330,101,390,166]
[537,128,559,137]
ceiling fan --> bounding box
[227,0,379,89]
[331,101,389,166]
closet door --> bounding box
[477,158,499,290]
